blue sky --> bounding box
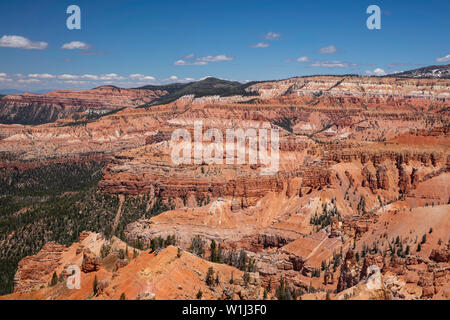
[0,0,449,91]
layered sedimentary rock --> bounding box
[0,86,166,124]
[13,242,67,293]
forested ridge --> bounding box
[0,158,169,294]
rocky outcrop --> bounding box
[13,242,67,293]
[376,165,389,190]
[136,292,156,300]
[362,165,377,193]
[398,165,411,194]
[360,253,385,281]
[429,245,450,263]
[81,248,101,273]
[337,250,360,292]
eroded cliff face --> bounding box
[0,86,166,125]
[1,75,449,300]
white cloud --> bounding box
[0,74,12,82]
[296,56,309,62]
[373,68,386,75]
[197,55,234,62]
[129,74,155,81]
[58,74,79,80]
[318,45,337,54]
[64,80,88,85]
[81,74,99,80]
[174,54,233,66]
[25,73,128,82]
[310,60,357,68]
[0,72,200,90]
[174,59,207,66]
[18,79,41,83]
[263,32,281,40]
[0,35,48,50]
[28,73,55,79]
[61,41,92,50]
[99,73,125,81]
[436,54,450,62]
[249,42,269,48]
[129,74,144,79]
[365,68,386,76]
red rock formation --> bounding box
[398,165,411,194]
[376,165,389,190]
[3,233,263,300]
[362,165,377,193]
[0,75,449,301]
[429,245,450,263]
[360,253,385,280]
[0,86,166,124]
[13,242,67,293]
[81,248,101,273]
[337,250,360,292]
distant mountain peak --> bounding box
[390,64,450,79]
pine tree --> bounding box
[238,250,247,271]
[215,273,220,285]
[210,240,217,262]
[275,276,293,300]
[93,275,98,295]
[243,272,250,287]
[421,234,427,244]
[50,272,58,286]
[217,244,223,263]
[206,267,215,287]
[189,235,205,257]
